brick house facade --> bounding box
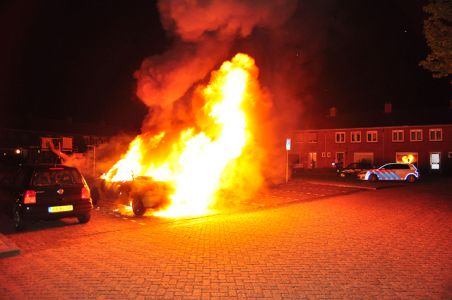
[290,123,452,174]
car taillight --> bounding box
[81,186,90,200]
[24,190,36,204]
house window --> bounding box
[410,129,423,142]
[366,131,378,142]
[429,128,442,141]
[335,132,345,143]
[307,132,318,143]
[392,130,404,142]
[351,131,361,143]
[396,152,418,164]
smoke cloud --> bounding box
[158,0,298,41]
[135,0,298,131]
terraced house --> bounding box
[290,103,452,174]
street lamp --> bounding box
[285,138,291,183]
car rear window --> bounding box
[31,168,83,186]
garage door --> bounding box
[353,152,374,163]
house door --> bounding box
[308,152,317,168]
[430,152,440,170]
[336,152,345,166]
[353,152,374,164]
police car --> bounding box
[358,163,419,183]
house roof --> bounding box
[297,107,452,130]
[0,115,134,137]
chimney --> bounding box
[329,106,337,117]
[384,102,392,113]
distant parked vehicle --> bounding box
[337,162,374,178]
[358,163,419,183]
[0,164,93,230]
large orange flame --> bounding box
[102,53,260,217]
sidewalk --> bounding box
[1,178,450,298]
[291,173,404,190]
[0,233,20,258]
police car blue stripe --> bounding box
[389,171,398,180]
[378,171,388,180]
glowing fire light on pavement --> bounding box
[102,53,261,218]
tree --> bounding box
[420,0,452,84]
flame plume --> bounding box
[102,53,262,217]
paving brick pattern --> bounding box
[0,180,451,299]
[97,181,363,215]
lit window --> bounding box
[366,131,378,142]
[335,132,345,143]
[410,129,423,142]
[429,128,442,141]
[392,130,404,142]
[351,131,361,143]
[396,152,418,164]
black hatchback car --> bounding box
[0,164,93,230]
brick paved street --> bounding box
[1,179,451,299]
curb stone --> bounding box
[0,234,20,258]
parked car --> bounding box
[358,163,419,182]
[0,164,93,230]
[337,162,374,178]
[100,176,172,216]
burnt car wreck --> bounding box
[101,176,172,216]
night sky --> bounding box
[0,0,450,133]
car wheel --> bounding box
[13,207,25,231]
[406,175,416,183]
[132,196,146,216]
[369,174,378,182]
[78,213,91,224]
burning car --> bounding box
[100,54,269,218]
[102,176,172,216]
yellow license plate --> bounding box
[48,205,73,213]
